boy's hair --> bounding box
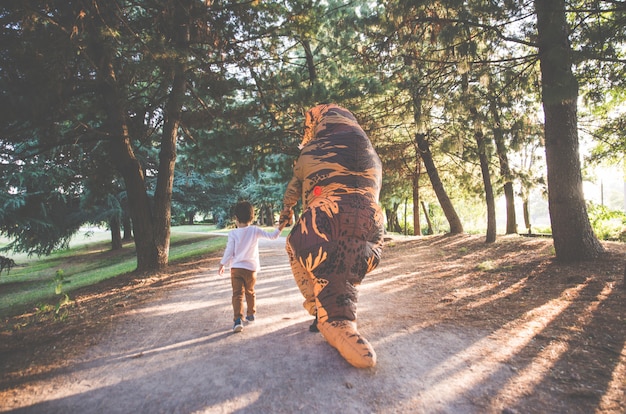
[233,201,254,224]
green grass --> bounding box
[0,225,229,318]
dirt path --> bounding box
[1,234,625,413]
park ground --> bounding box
[0,233,625,413]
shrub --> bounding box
[587,202,626,241]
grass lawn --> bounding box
[0,225,232,318]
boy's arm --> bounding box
[258,226,282,240]
[218,234,234,274]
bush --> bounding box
[587,202,626,241]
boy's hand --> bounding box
[279,207,293,228]
[218,264,225,275]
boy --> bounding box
[218,201,285,332]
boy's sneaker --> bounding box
[245,315,255,322]
[233,318,244,333]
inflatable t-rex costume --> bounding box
[280,104,384,368]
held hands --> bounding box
[278,207,294,229]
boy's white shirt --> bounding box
[220,226,281,272]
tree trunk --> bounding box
[84,1,186,272]
[301,39,317,84]
[415,133,464,234]
[151,0,192,269]
[90,22,160,272]
[421,201,434,235]
[122,215,133,241]
[110,123,159,271]
[411,88,462,234]
[186,212,195,225]
[476,130,497,243]
[535,0,604,260]
[503,182,517,233]
[258,205,265,226]
[267,204,274,225]
[385,208,393,232]
[489,97,517,234]
[522,197,532,234]
[412,170,421,236]
[153,64,186,269]
[110,215,122,250]
[385,205,402,233]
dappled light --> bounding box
[493,281,615,406]
[600,342,626,411]
[359,234,625,412]
[1,235,624,412]
[131,299,218,317]
[362,265,594,410]
[201,391,263,412]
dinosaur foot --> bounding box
[318,319,376,368]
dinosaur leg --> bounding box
[313,272,376,368]
[286,235,316,316]
[287,205,379,367]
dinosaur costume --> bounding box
[280,104,384,368]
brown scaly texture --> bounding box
[281,104,384,368]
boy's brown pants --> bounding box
[231,267,256,321]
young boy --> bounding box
[218,201,285,333]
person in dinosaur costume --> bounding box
[279,104,384,368]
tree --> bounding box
[358,1,467,235]
[377,128,419,234]
[80,2,165,271]
[535,0,605,260]
[0,1,276,271]
[0,152,86,255]
[474,125,497,243]
[488,88,518,235]
[415,133,465,234]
